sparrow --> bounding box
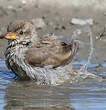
[0,20,79,84]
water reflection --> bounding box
[5,81,75,110]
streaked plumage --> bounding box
[0,20,79,84]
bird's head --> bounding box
[0,20,37,45]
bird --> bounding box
[0,20,79,84]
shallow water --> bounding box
[0,60,106,110]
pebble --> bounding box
[7,5,14,10]
[21,0,27,4]
[71,18,94,26]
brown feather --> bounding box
[25,36,79,68]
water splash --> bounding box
[70,25,102,82]
[71,25,94,73]
[80,26,94,73]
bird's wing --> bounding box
[25,37,79,68]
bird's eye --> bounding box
[19,31,24,35]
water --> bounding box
[0,59,106,110]
[0,25,106,110]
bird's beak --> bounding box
[4,32,19,40]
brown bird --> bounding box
[0,20,79,84]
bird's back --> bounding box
[25,35,79,68]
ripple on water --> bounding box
[0,59,106,110]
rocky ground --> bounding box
[0,0,106,64]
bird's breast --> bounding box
[5,45,29,78]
